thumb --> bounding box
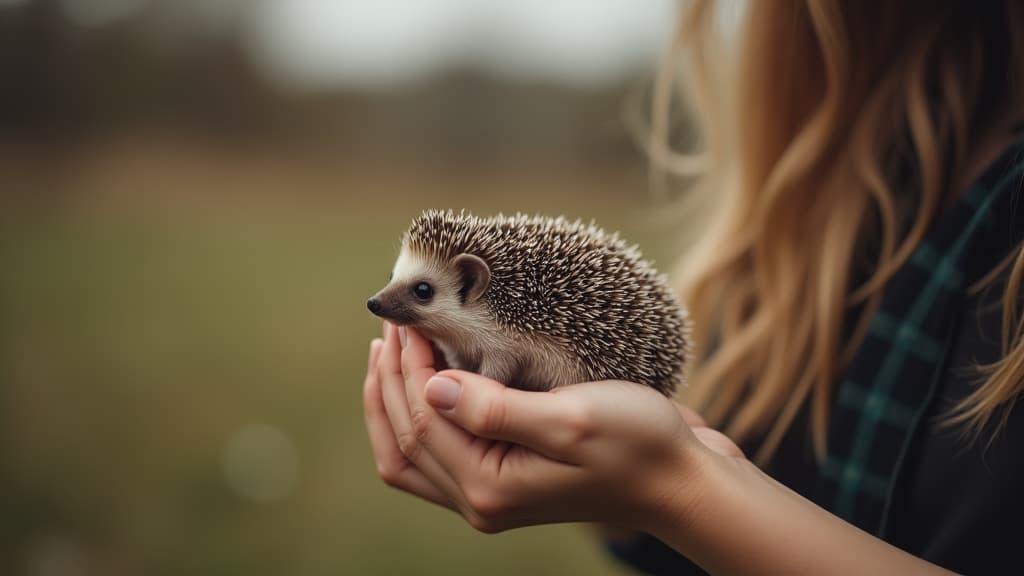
[424,370,579,460]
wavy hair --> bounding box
[654,1,1024,464]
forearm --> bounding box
[647,454,958,576]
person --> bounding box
[362,1,1024,574]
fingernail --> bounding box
[398,326,408,348]
[382,321,390,340]
[426,377,461,411]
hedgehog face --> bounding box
[366,246,491,335]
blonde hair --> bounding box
[655,1,1024,464]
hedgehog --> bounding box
[366,210,689,395]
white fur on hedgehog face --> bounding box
[386,246,489,332]
[389,247,432,287]
[376,245,498,370]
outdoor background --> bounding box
[0,1,693,574]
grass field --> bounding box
[0,137,688,575]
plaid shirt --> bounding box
[609,135,1024,574]
[822,137,1024,535]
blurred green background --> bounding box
[0,1,687,574]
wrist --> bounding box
[633,450,954,575]
[646,455,775,574]
[632,438,721,548]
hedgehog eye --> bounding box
[412,282,434,301]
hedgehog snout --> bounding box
[366,297,382,315]
[366,289,419,326]
[367,294,393,319]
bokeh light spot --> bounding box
[24,535,88,576]
[222,423,300,503]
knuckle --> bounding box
[464,484,507,520]
[546,400,597,455]
[465,513,502,535]
[410,407,432,443]
[473,395,507,437]
[564,401,596,442]
[395,431,422,462]
[376,459,405,488]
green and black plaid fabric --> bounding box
[821,137,1024,535]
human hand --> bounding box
[365,325,957,574]
[363,322,743,534]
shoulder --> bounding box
[882,133,1024,571]
[884,267,1024,574]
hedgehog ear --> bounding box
[452,253,490,304]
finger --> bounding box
[676,403,707,428]
[401,326,442,405]
[392,329,581,525]
[401,327,462,445]
[378,323,420,461]
[363,338,453,508]
[377,324,470,504]
[400,328,487,474]
[424,370,588,462]
[367,337,383,375]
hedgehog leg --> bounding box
[514,364,555,392]
[478,353,522,389]
[514,338,589,391]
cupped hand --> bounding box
[363,323,744,533]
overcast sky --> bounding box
[245,0,679,88]
[6,0,680,89]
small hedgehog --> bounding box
[366,210,688,395]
